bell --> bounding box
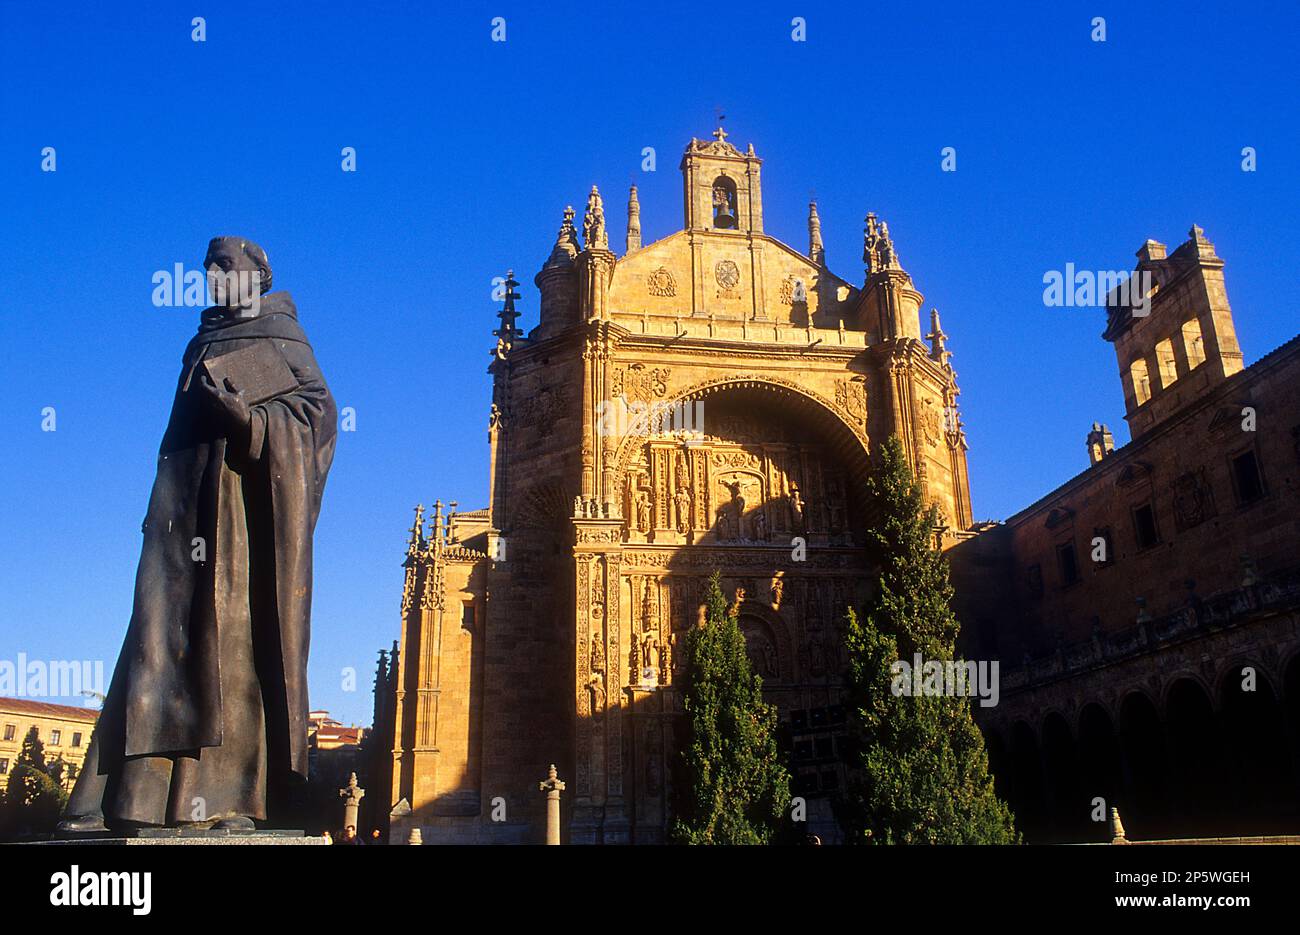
[713,188,736,229]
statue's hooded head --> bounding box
[204,236,272,310]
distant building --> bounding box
[0,698,100,792]
[951,227,1300,842]
[306,710,367,799]
[308,710,366,751]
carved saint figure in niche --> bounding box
[724,479,746,540]
[753,507,768,541]
[587,676,605,714]
[674,485,692,534]
[770,576,784,609]
[590,635,605,675]
[826,476,846,533]
[635,489,651,532]
[643,635,656,668]
[738,615,778,679]
[789,482,805,530]
[809,639,826,676]
[641,580,656,632]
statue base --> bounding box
[39,828,327,846]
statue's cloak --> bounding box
[100,291,335,781]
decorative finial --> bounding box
[626,184,642,253]
[863,212,901,275]
[808,200,824,266]
[431,500,444,551]
[408,503,425,552]
[583,186,608,251]
[926,308,950,364]
[544,206,579,269]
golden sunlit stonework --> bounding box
[374,131,973,844]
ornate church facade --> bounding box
[371,130,974,843]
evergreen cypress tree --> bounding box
[672,572,791,844]
[841,436,1018,844]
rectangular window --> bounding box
[1231,450,1265,504]
[1056,542,1079,586]
[72,732,83,748]
[1133,503,1160,549]
[0,758,8,774]
[50,729,61,745]
[461,601,475,631]
[2,724,13,742]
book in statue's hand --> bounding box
[202,342,300,405]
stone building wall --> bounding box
[951,227,1300,842]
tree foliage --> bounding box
[0,725,69,840]
[841,436,1018,844]
[673,573,791,844]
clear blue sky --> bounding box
[2,2,1297,726]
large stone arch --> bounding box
[610,373,873,492]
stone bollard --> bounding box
[1109,807,1128,844]
[407,827,423,845]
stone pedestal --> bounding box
[38,828,327,846]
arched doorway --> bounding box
[1009,721,1046,840]
[1220,664,1294,831]
[1164,677,1222,833]
[1077,703,1123,841]
[1041,711,1082,841]
[1118,691,1169,834]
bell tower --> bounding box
[680,127,764,234]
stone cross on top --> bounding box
[539,763,565,794]
[340,772,366,835]
[341,772,366,807]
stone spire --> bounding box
[430,500,445,555]
[808,200,824,266]
[493,270,521,358]
[926,308,950,365]
[626,185,642,253]
[544,206,579,269]
[583,185,608,251]
[406,503,425,556]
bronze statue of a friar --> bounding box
[60,237,337,832]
